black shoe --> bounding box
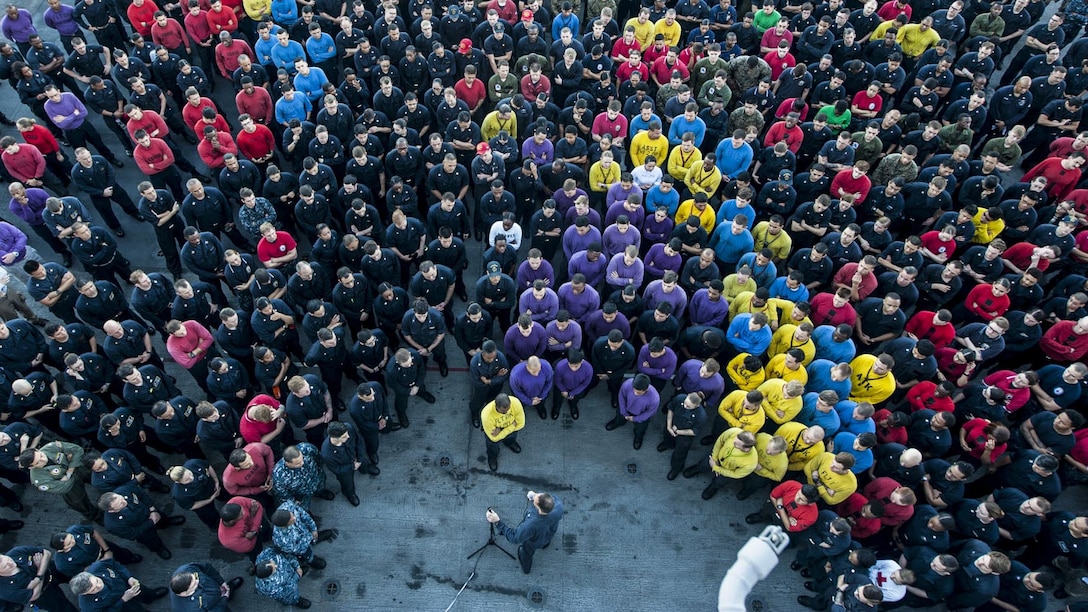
[347,494,360,506]
[536,405,546,420]
[657,441,670,452]
[368,454,379,466]
[184,134,199,145]
[570,405,579,420]
[471,416,481,428]
[165,516,185,526]
[804,581,815,592]
[701,485,718,500]
[605,417,622,431]
[700,434,714,446]
[315,489,336,501]
[736,488,755,501]
[227,578,244,591]
[109,158,124,168]
[1054,588,1071,600]
[147,586,168,600]
[438,361,448,377]
[0,115,13,126]
[797,595,822,610]
[633,438,642,450]
[124,149,133,157]
[488,456,497,471]
[800,569,811,578]
[744,513,762,524]
[335,400,346,412]
[611,396,619,408]
[667,469,680,480]
[506,441,522,453]
[551,403,560,419]
[114,227,125,237]
[1,520,23,531]
[384,423,401,432]
[308,556,327,569]
[790,561,802,571]
[157,548,172,560]
[400,416,409,428]
[296,598,312,609]
[682,465,700,478]
[130,554,143,564]
[366,464,380,476]
[62,254,73,267]
[317,529,339,542]
[456,291,468,302]
[419,391,436,403]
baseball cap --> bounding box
[521,9,533,20]
[779,170,793,181]
[458,38,472,53]
[487,262,501,278]
[477,142,490,154]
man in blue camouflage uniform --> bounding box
[168,562,243,612]
[50,523,142,580]
[254,546,311,608]
[270,499,337,569]
[270,443,334,509]
[68,558,169,609]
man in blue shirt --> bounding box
[486,490,565,574]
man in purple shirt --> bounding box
[672,357,726,408]
[583,302,631,349]
[637,337,678,390]
[515,250,555,291]
[561,217,601,260]
[1,6,37,55]
[568,244,607,289]
[605,245,644,290]
[43,0,81,52]
[43,85,122,167]
[503,314,548,363]
[688,280,730,327]
[644,238,683,282]
[557,275,600,325]
[545,311,582,359]
[518,280,559,323]
[552,348,594,420]
[8,182,70,264]
[643,271,689,318]
[605,373,660,449]
[510,355,555,420]
[601,217,642,259]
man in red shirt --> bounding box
[150,11,189,56]
[205,0,237,35]
[763,112,803,154]
[834,492,884,539]
[903,309,955,348]
[962,278,1011,322]
[165,318,216,393]
[832,256,879,302]
[810,288,858,327]
[744,480,819,532]
[196,126,238,169]
[223,442,275,505]
[0,137,63,192]
[184,3,216,73]
[1023,152,1086,201]
[454,65,486,117]
[1039,315,1088,363]
[181,90,221,134]
[214,31,252,78]
[236,114,276,169]
[126,0,158,37]
[236,79,274,126]
[256,223,298,269]
[218,497,265,560]
[904,379,955,413]
[862,477,915,528]
[830,161,872,204]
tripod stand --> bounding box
[467,522,516,561]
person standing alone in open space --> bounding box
[486,490,565,575]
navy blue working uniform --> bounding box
[52,524,139,580]
[169,562,229,612]
[0,545,75,611]
[495,494,565,574]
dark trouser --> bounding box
[87,192,138,230]
[702,472,732,495]
[150,221,185,277]
[27,222,70,257]
[0,289,37,322]
[34,575,77,612]
[303,424,327,448]
[192,501,221,531]
[64,122,117,161]
[360,427,379,460]
[0,481,19,508]
[186,354,213,394]
[125,441,165,474]
[470,383,503,423]
[86,252,133,286]
[47,293,80,324]
[483,306,511,333]
[134,523,169,554]
[517,543,538,574]
[204,221,253,252]
[551,388,584,414]
[661,432,695,472]
[736,473,772,498]
[61,473,97,520]
[150,166,187,202]
[43,154,71,188]
[593,375,624,405]
[28,101,64,138]
[485,432,518,461]
[164,138,200,174]
[607,412,650,443]
[101,116,134,153]
[332,468,356,498]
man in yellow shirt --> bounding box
[653,9,682,47]
[727,288,770,321]
[684,155,721,198]
[673,192,715,232]
[804,451,857,504]
[623,11,655,51]
[706,389,764,445]
[759,378,805,425]
[765,349,809,385]
[970,207,1006,244]
[737,432,788,500]
[480,104,517,141]
[481,393,525,472]
[896,17,941,60]
[685,427,758,499]
[667,134,702,181]
[629,121,669,168]
[768,323,816,364]
[725,354,766,392]
[848,353,896,405]
[752,217,793,263]
[776,422,825,471]
[722,268,758,302]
